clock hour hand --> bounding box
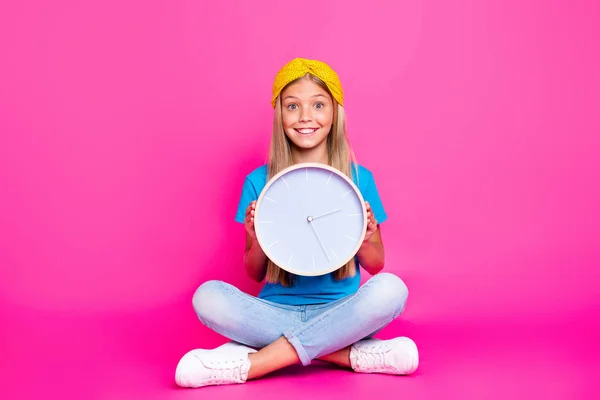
[311,208,342,221]
[308,221,330,262]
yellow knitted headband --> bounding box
[271,58,344,108]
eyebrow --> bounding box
[283,94,328,100]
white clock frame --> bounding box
[254,162,368,276]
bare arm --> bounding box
[357,229,385,275]
[243,201,268,282]
[356,202,385,275]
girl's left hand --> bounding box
[363,201,378,242]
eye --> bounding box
[287,103,298,111]
[314,102,325,109]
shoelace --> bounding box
[205,357,245,382]
[359,342,391,367]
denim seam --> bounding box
[288,293,356,339]
[392,299,407,320]
[285,277,378,341]
[283,332,312,366]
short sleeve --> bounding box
[362,171,388,225]
[234,177,259,224]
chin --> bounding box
[293,139,327,151]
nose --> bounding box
[299,107,312,123]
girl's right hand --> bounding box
[245,201,257,239]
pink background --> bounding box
[1,0,598,399]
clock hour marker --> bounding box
[345,235,357,241]
[341,189,353,198]
[259,220,273,224]
[264,196,277,203]
[268,240,280,248]
[331,249,339,261]
[312,254,315,269]
[306,168,309,181]
[281,177,289,188]
[326,172,333,185]
[287,252,295,265]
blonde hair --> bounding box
[265,74,359,286]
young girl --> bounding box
[175,58,418,388]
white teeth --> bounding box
[298,128,317,134]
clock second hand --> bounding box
[308,221,331,262]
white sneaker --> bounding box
[350,337,419,375]
[175,346,253,388]
[214,341,258,353]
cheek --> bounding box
[281,113,295,129]
[317,112,333,129]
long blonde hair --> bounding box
[265,74,359,286]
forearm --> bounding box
[244,239,268,282]
[357,240,385,275]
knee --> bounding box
[192,280,230,325]
[366,272,409,319]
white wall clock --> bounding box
[254,163,367,276]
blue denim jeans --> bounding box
[192,272,408,366]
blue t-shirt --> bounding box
[234,164,387,305]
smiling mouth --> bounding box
[295,128,319,135]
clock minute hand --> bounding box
[309,221,331,262]
[312,208,342,220]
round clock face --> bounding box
[254,163,367,276]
